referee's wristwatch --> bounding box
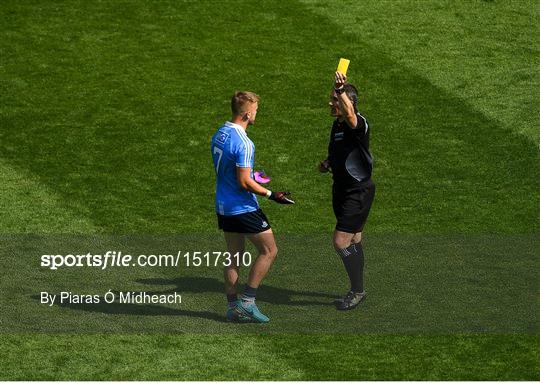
[334,86,345,95]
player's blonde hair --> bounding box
[231,91,260,116]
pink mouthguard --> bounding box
[254,171,271,184]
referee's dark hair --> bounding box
[344,84,358,111]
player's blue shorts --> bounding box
[217,209,271,233]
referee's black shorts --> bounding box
[217,209,271,234]
[332,179,375,233]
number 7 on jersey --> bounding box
[213,146,223,173]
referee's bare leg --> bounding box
[351,232,362,244]
[333,230,360,250]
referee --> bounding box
[319,72,375,310]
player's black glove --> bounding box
[268,191,295,204]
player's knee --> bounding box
[261,243,277,260]
[268,245,278,260]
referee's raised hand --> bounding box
[335,71,347,89]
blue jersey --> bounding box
[211,121,259,216]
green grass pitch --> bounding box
[0,0,538,380]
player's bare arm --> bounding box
[237,167,295,204]
[334,71,358,128]
[237,167,270,196]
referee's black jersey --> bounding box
[328,112,373,188]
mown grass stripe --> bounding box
[301,0,540,146]
[0,159,96,233]
[0,0,538,234]
[0,334,538,380]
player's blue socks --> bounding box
[226,285,269,323]
[227,293,238,309]
[236,284,269,323]
[241,284,257,302]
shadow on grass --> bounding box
[31,294,227,323]
[136,276,339,306]
[29,277,337,324]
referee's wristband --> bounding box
[265,190,272,198]
[334,86,345,94]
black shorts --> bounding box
[217,209,271,233]
[332,179,375,233]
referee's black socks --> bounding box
[336,242,365,293]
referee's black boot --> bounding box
[335,290,366,310]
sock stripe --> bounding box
[336,243,356,258]
[243,284,257,299]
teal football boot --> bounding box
[235,300,270,323]
[226,300,250,322]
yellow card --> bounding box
[337,58,350,75]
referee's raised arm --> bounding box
[334,71,358,128]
